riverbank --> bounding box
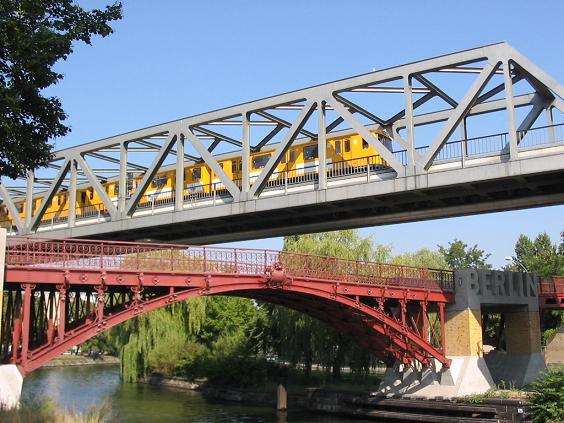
[144,375,532,422]
[41,355,120,368]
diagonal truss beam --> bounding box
[74,155,119,220]
[125,134,178,216]
[0,183,24,231]
[422,62,500,169]
[184,129,241,201]
[328,98,405,174]
[192,127,242,148]
[507,45,564,101]
[30,160,71,231]
[255,110,317,139]
[386,92,435,127]
[253,123,284,151]
[413,75,458,107]
[85,152,147,172]
[333,94,386,126]
[476,73,523,104]
[134,139,199,162]
[249,101,317,197]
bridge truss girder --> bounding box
[0,42,562,238]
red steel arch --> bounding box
[0,237,454,374]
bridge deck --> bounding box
[5,236,454,298]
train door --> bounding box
[231,159,242,186]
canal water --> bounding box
[22,365,372,422]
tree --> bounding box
[392,247,449,269]
[513,232,564,277]
[0,1,122,178]
[438,238,491,270]
[273,230,389,379]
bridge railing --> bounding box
[5,237,454,291]
[539,277,564,296]
[393,123,564,166]
[517,123,564,149]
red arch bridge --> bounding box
[0,237,457,374]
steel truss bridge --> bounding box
[1,237,455,374]
[0,42,563,243]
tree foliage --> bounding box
[438,238,491,270]
[274,230,388,379]
[392,247,449,269]
[512,232,564,277]
[0,0,122,178]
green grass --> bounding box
[0,400,110,423]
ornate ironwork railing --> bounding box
[5,236,454,291]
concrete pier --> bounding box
[377,269,546,398]
[0,364,23,409]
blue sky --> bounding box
[52,0,564,267]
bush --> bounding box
[200,332,268,387]
[529,366,564,423]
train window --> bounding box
[289,150,295,162]
[281,153,286,164]
[152,175,168,188]
[89,190,94,200]
[252,154,271,169]
[192,168,201,180]
[344,139,351,152]
[231,161,242,174]
[362,139,369,149]
[335,141,341,154]
[303,145,318,160]
[80,192,86,203]
[16,204,23,213]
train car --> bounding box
[0,130,392,229]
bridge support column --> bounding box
[485,308,545,386]
[0,364,23,409]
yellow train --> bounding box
[0,130,391,229]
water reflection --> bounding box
[22,365,369,423]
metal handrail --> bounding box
[6,236,455,291]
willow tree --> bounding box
[271,230,391,379]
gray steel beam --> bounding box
[333,94,386,126]
[192,127,242,148]
[413,75,458,107]
[29,160,70,231]
[253,124,284,151]
[75,154,118,220]
[248,101,317,197]
[0,183,24,231]
[242,113,250,194]
[184,129,240,201]
[255,110,317,139]
[125,134,178,216]
[422,62,499,169]
[86,151,147,172]
[504,60,519,160]
[68,160,77,228]
[328,98,405,174]
[118,143,127,214]
[403,75,417,168]
[318,102,327,190]
[24,170,34,231]
[175,135,185,212]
